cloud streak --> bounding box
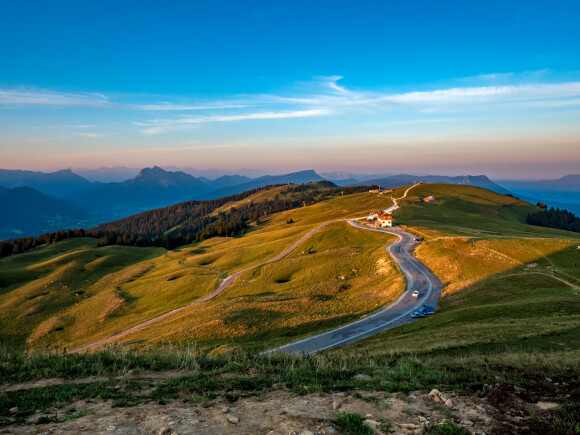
[0,89,110,107]
[137,109,329,134]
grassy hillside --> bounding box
[0,188,398,351]
[113,222,404,351]
[394,183,579,239]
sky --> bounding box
[1,1,579,179]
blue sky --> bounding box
[1,1,579,178]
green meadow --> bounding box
[0,188,397,351]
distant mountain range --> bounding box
[68,166,208,212]
[359,174,511,194]
[0,168,94,197]
[494,175,580,215]
[2,166,579,240]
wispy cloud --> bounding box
[75,132,104,139]
[133,103,248,111]
[137,109,329,134]
[4,75,580,137]
[0,89,110,107]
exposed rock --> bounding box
[428,389,446,404]
[536,401,558,410]
[398,423,419,429]
[332,400,340,410]
[157,428,172,435]
[106,426,116,431]
[444,399,454,408]
[8,407,18,414]
[365,419,380,427]
[301,431,314,435]
[226,414,240,424]
[220,406,230,414]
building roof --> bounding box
[377,211,392,220]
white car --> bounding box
[412,291,419,297]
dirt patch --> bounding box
[2,385,565,434]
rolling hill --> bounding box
[0,182,395,351]
[360,174,510,194]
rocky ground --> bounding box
[0,378,566,435]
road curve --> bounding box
[69,184,427,354]
[263,222,442,355]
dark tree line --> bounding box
[0,182,372,257]
[527,207,580,233]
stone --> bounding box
[365,419,379,427]
[398,423,419,429]
[444,399,454,408]
[221,407,229,414]
[353,374,372,381]
[227,414,240,424]
[157,428,172,435]
[301,431,314,435]
[106,426,116,431]
[365,413,374,418]
[332,400,340,410]
[418,416,428,423]
[8,407,18,414]
[428,389,445,404]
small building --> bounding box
[376,211,393,227]
[423,196,436,202]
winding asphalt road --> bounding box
[70,183,441,354]
[263,222,442,355]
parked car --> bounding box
[411,311,425,318]
[419,305,434,315]
[412,290,419,297]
